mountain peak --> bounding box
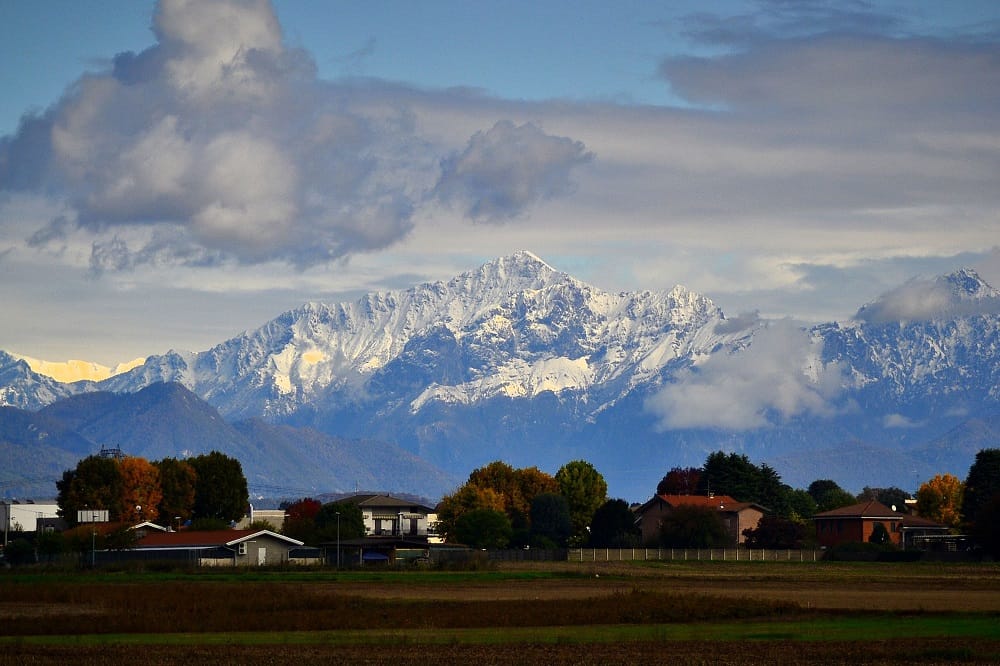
[856,267,1000,324]
[938,268,1000,300]
[479,250,558,279]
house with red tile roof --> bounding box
[813,500,953,550]
[634,494,766,546]
[813,500,904,548]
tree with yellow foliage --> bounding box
[435,484,506,542]
[916,473,963,530]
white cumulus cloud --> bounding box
[0,0,591,270]
[645,321,845,431]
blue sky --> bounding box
[1,0,999,366]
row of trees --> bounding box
[652,448,1000,555]
[433,460,630,549]
[46,445,1000,558]
[56,451,248,528]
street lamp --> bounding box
[336,511,341,568]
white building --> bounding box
[1,500,60,544]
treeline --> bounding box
[24,446,1000,561]
[651,449,1000,556]
[56,451,248,528]
[432,460,620,549]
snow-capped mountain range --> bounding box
[3,251,999,500]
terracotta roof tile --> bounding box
[813,500,902,519]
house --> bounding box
[132,528,306,566]
[634,494,766,546]
[339,494,437,539]
[1,500,61,538]
[813,500,906,548]
[236,506,287,531]
[900,514,954,551]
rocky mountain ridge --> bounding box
[2,251,998,499]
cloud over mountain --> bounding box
[646,320,845,431]
[855,269,1000,324]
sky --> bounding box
[1,0,999,368]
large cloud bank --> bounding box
[0,0,591,270]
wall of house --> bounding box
[816,518,902,547]
[363,511,431,537]
[733,508,764,545]
[637,502,668,546]
[240,538,293,565]
[638,502,763,547]
[1,501,60,534]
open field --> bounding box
[2,560,1000,664]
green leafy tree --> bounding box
[869,522,890,544]
[528,493,572,547]
[658,505,729,548]
[154,457,197,525]
[316,501,365,542]
[808,479,857,513]
[742,515,806,549]
[699,453,792,516]
[36,531,67,562]
[786,488,818,519]
[435,485,506,542]
[453,508,512,549]
[962,448,1000,556]
[56,455,124,526]
[700,452,760,502]
[466,461,560,531]
[555,460,608,543]
[588,498,640,548]
[858,486,911,512]
[3,538,35,566]
[188,451,248,523]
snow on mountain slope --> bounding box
[3,257,1000,497]
[819,268,1000,407]
[96,250,745,420]
[0,351,81,409]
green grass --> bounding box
[3,615,998,648]
[0,567,594,587]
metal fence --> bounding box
[566,548,824,562]
[487,548,568,562]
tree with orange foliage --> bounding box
[435,484,506,542]
[468,461,525,516]
[916,473,964,530]
[118,457,163,524]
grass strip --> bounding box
[4,615,998,648]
